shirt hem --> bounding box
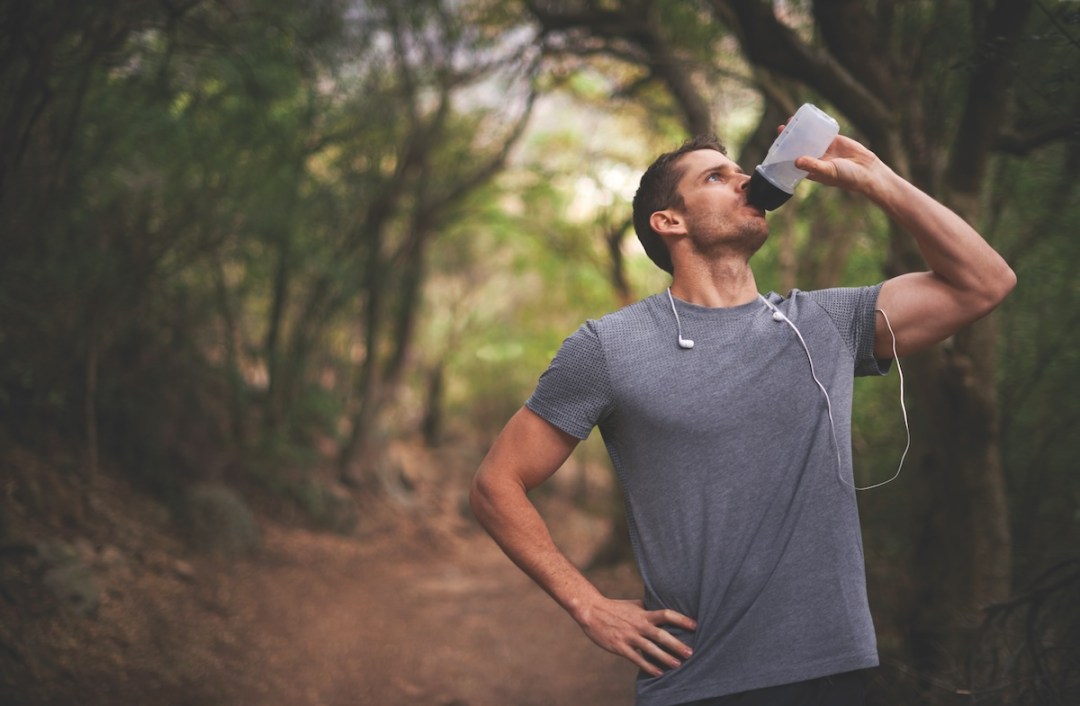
[636,651,880,706]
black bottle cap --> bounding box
[746,169,793,211]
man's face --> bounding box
[671,149,768,255]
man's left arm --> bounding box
[797,136,1016,358]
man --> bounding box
[470,129,1015,705]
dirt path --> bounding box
[216,522,639,706]
[3,442,640,705]
[4,509,640,706]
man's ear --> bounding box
[650,209,686,237]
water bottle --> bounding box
[746,103,839,211]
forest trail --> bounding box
[1,445,640,706]
[209,519,638,706]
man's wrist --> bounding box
[861,159,902,204]
[565,586,607,627]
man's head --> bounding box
[632,134,729,274]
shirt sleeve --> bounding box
[805,284,893,377]
[525,322,615,440]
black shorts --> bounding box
[677,669,868,706]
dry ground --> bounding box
[0,440,640,706]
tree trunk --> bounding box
[421,363,444,447]
[214,256,247,445]
[904,340,1012,658]
[263,242,290,434]
[900,212,1012,684]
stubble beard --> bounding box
[692,214,769,262]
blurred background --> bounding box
[1,1,1078,704]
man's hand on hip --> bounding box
[576,596,697,678]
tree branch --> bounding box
[708,0,896,150]
[945,0,1036,196]
[995,120,1080,156]
[525,1,712,134]
[811,0,897,107]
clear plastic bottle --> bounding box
[746,103,839,211]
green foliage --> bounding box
[419,148,626,437]
[21,11,349,512]
[995,142,1080,575]
[0,0,560,509]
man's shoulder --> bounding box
[586,294,665,339]
[551,296,660,362]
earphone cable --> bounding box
[852,308,908,491]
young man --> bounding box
[470,130,1015,705]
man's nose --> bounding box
[737,173,751,191]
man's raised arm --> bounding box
[796,136,1016,358]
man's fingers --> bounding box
[579,598,696,677]
[656,628,694,660]
[625,646,665,678]
[639,609,696,665]
[796,155,834,181]
[648,607,698,632]
[636,635,685,672]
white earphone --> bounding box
[666,288,908,491]
[759,295,908,491]
[667,288,694,349]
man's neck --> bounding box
[668,259,759,308]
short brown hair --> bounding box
[632,134,728,274]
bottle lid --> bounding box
[747,168,793,211]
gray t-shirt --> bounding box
[526,286,889,706]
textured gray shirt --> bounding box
[526,286,889,705]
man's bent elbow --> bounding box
[469,470,495,528]
[469,465,512,531]
[977,261,1017,316]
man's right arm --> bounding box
[470,406,697,677]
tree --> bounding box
[315,0,541,482]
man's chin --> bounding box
[715,226,768,262]
[739,222,769,252]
